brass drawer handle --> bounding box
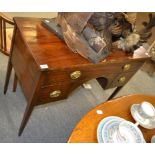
[119,76,126,83]
[123,64,131,71]
[70,71,81,80]
[50,90,61,98]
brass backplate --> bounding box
[119,76,126,83]
[70,71,81,80]
[50,90,61,98]
[123,64,131,71]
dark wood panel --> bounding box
[11,29,40,101]
[110,71,138,88]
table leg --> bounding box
[107,86,123,101]
[13,72,18,92]
[18,103,34,136]
[18,73,43,136]
[4,59,12,94]
[4,25,16,94]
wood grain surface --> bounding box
[14,17,149,69]
[68,94,155,143]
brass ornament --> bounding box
[119,76,126,83]
[50,90,61,98]
[70,71,81,80]
[123,64,131,71]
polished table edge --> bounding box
[68,94,155,143]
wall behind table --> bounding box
[4,12,155,45]
[3,12,57,19]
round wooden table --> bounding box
[68,94,155,143]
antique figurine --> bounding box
[57,12,115,63]
[43,12,155,63]
[114,13,155,53]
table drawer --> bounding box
[37,83,73,105]
[109,71,138,88]
[42,60,144,87]
[42,69,83,86]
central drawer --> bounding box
[42,60,144,87]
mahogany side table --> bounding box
[3,17,150,136]
[68,94,155,143]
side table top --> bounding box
[14,17,149,70]
[68,94,155,143]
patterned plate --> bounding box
[97,116,124,143]
[119,121,146,143]
[101,118,125,143]
[102,119,145,143]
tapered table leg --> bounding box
[4,25,16,94]
[18,72,42,136]
[4,60,13,94]
[107,86,123,101]
[13,72,18,92]
[18,103,34,136]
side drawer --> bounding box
[12,29,40,101]
[109,71,138,88]
[37,83,72,105]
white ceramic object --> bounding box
[141,101,155,117]
[131,104,155,129]
[101,118,124,143]
[101,119,145,143]
[151,135,155,143]
[119,121,145,143]
[133,46,149,58]
[97,116,124,143]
